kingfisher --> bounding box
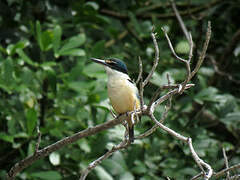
[91,57,140,142]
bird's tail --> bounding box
[126,116,134,143]
[128,125,134,143]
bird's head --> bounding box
[91,58,128,75]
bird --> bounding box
[91,57,140,142]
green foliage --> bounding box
[0,0,240,179]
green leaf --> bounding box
[3,58,14,85]
[77,139,91,153]
[30,171,62,180]
[6,40,29,56]
[59,48,85,56]
[53,25,62,57]
[68,81,95,94]
[85,2,99,10]
[111,151,127,170]
[16,49,39,67]
[119,172,134,180]
[59,34,86,54]
[94,166,113,180]
[82,63,106,78]
[41,30,53,51]
[0,132,14,143]
[220,112,240,127]
[150,72,175,86]
[194,87,219,104]
[26,108,37,135]
[36,21,43,51]
[102,159,125,175]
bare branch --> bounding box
[161,26,194,94]
[34,126,41,154]
[139,76,144,113]
[136,56,143,85]
[190,172,204,180]
[109,109,117,118]
[80,140,130,180]
[137,95,172,139]
[170,0,190,41]
[222,148,230,179]
[152,83,194,110]
[188,138,213,179]
[148,111,212,179]
[147,73,174,113]
[149,114,188,142]
[6,115,129,180]
[143,27,160,87]
[215,163,240,178]
[190,21,211,79]
[136,124,158,139]
[161,27,188,63]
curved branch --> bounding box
[143,28,160,87]
[6,115,127,180]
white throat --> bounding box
[104,66,129,80]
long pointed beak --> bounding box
[91,58,107,66]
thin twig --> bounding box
[190,172,204,180]
[161,27,194,94]
[143,27,160,87]
[137,96,172,139]
[215,163,240,178]
[136,56,143,85]
[149,114,188,142]
[149,114,212,179]
[80,140,130,180]
[139,77,144,113]
[109,109,117,118]
[223,148,230,179]
[229,174,240,179]
[136,124,158,139]
[34,126,41,154]
[170,0,190,41]
[188,138,211,179]
[179,33,193,94]
[152,83,194,110]
[6,114,130,180]
[190,21,211,79]
[162,84,195,89]
[162,27,188,63]
[147,73,174,113]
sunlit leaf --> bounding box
[49,152,61,166]
[59,34,86,53]
[94,166,113,180]
[59,48,85,56]
[16,49,39,67]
